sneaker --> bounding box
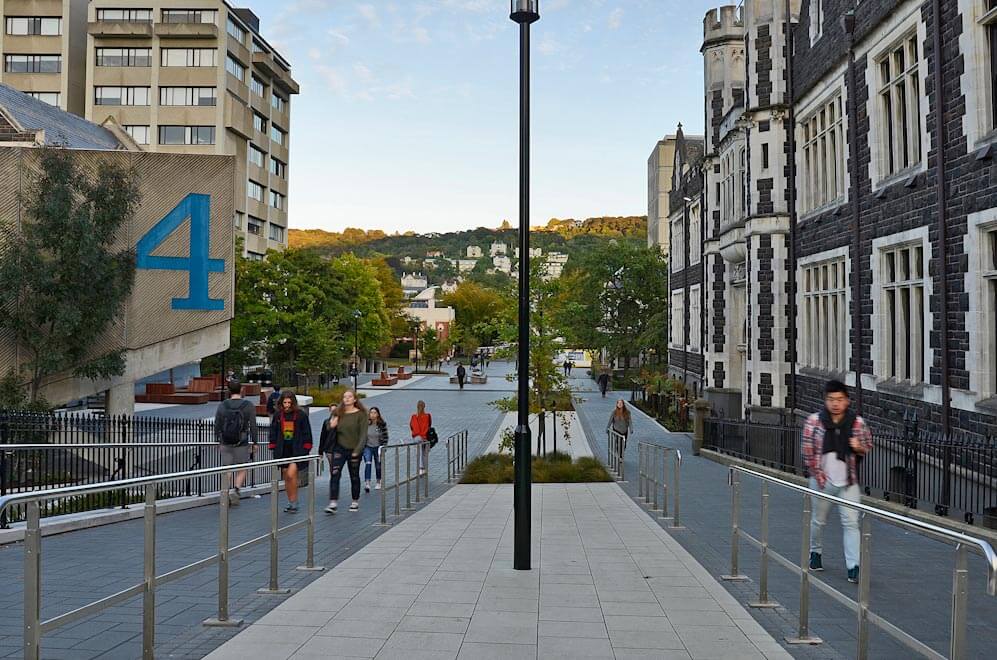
[365,481,371,493]
[349,501,360,512]
[419,468,427,476]
[848,566,859,584]
[375,481,382,490]
[324,501,338,515]
[228,489,240,507]
[284,503,299,514]
[809,552,823,572]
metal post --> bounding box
[405,445,413,511]
[672,450,682,529]
[786,493,821,644]
[447,437,452,484]
[722,470,747,580]
[23,501,41,660]
[750,482,778,608]
[637,444,644,499]
[298,460,324,572]
[423,444,430,501]
[652,446,660,513]
[661,447,669,519]
[204,471,242,626]
[379,447,389,526]
[394,446,401,516]
[142,484,157,660]
[258,468,290,592]
[950,544,969,659]
[857,515,872,658]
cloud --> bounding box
[314,62,415,102]
[357,3,379,26]
[608,7,623,30]
[538,36,562,55]
[307,48,322,61]
[328,29,350,47]
[411,26,431,44]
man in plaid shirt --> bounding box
[802,380,873,583]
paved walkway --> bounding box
[203,483,791,660]
[569,374,997,659]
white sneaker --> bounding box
[364,481,371,493]
[419,468,426,476]
[324,501,337,514]
[374,481,382,490]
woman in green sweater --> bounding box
[324,390,368,514]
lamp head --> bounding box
[510,0,539,24]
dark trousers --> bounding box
[458,376,465,389]
[328,443,361,501]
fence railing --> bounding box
[446,430,469,483]
[724,465,997,659]
[629,385,693,432]
[0,455,326,660]
[636,441,683,529]
[704,416,997,528]
[607,430,626,481]
[377,441,430,526]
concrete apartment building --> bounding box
[0,0,89,114]
[647,135,678,252]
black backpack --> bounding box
[220,403,247,445]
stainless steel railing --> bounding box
[0,454,326,660]
[446,430,469,483]
[607,429,626,480]
[724,465,997,659]
[636,441,683,529]
[377,441,430,526]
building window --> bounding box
[246,251,265,261]
[96,8,153,22]
[249,144,265,167]
[270,157,286,178]
[802,258,848,372]
[94,86,150,106]
[270,124,286,146]
[225,55,246,81]
[96,48,152,67]
[880,242,926,382]
[810,0,823,43]
[159,87,216,106]
[247,217,263,235]
[226,17,247,44]
[761,143,769,170]
[251,75,266,98]
[161,48,216,67]
[670,291,685,348]
[689,285,701,351]
[878,34,923,177]
[4,54,61,73]
[689,203,701,266]
[801,94,845,212]
[5,17,62,36]
[671,217,685,272]
[248,180,265,202]
[252,40,265,54]
[234,212,244,229]
[269,224,286,242]
[123,125,150,145]
[26,91,59,106]
[269,190,285,211]
[158,125,216,145]
[985,226,997,395]
[253,112,267,134]
[161,9,217,24]
[271,94,287,112]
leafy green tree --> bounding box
[0,148,140,404]
[443,281,514,353]
[420,328,443,369]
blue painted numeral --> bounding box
[136,193,225,311]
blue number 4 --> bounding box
[136,193,225,311]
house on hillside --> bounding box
[466,245,483,258]
[490,242,507,257]
[401,272,428,298]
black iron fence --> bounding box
[704,414,997,529]
[629,382,693,432]
[0,411,272,527]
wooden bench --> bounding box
[187,376,224,401]
[372,371,399,386]
[395,367,413,381]
[136,382,210,405]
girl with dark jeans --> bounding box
[363,407,389,492]
[323,390,368,514]
[268,392,312,513]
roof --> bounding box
[0,84,124,150]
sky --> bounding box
[254,0,721,234]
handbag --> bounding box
[427,427,439,448]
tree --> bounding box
[420,327,443,369]
[0,148,140,404]
[443,281,514,354]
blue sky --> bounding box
[255,0,720,234]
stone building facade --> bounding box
[671,0,997,437]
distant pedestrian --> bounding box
[568,360,575,376]
[268,392,312,513]
[349,362,359,390]
[597,372,610,398]
[803,380,872,584]
[562,359,570,377]
[606,399,632,458]
[410,400,433,476]
[266,384,282,415]
[214,379,257,507]
[323,390,367,514]
[363,406,389,492]
[456,363,466,390]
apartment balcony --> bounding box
[252,51,277,77]
[154,22,218,40]
[253,52,300,95]
[88,21,154,39]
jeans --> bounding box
[809,477,861,569]
[362,445,382,481]
[328,443,362,502]
[413,437,429,471]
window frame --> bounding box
[670,290,685,349]
[249,144,266,168]
[158,125,216,146]
[225,54,246,81]
[94,86,150,106]
[123,125,151,145]
[96,8,153,23]
[800,255,849,373]
[5,17,62,36]
[3,54,61,74]
[159,86,217,106]
[160,48,216,67]
[247,180,265,202]
[96,47,152,67]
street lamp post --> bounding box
[352,309,362,390]
[510,0,539,571]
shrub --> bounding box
[460,453,612,484]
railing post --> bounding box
[0,449,9,529]
[404,445,413,511]
[203,471,242,627]
[378,447,389,526]
[258,467,290,593]
[423,443,430,501]
[661,446,669,519]
[637,444,644,499]
[950,544,969,659]
[23,501,41,660]
[298,460,324,572]
[750,482,778,608]
[447,437,453,484]
[142,484,157,660]
[394,445,401,516]
[722,469,747,581]
[671,450,683,529]
[786,492,822,644]
[856,515,872,659]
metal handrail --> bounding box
[1,454,326,660]
[446,430,469,483]
[637,441,682,528]
[607,429,626,480]
[725,465,997,659]
[377,440,430,526]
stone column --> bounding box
[106,380,136,417]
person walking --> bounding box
[410,400,432,476]
[456,363,466,390]
[802,380,872,584]
[363,406,389,492]
[214,379,257,506]
[562,359,570,377]
[606,399,633,459]
[266,384,282,415]
[268,392,312,513]
[597,371,610,398]
[323,390,368,514]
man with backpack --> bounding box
[266,385,282,415]
[214,380,257,506]
[456,363,466,390]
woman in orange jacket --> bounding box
[409,400,432,475]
